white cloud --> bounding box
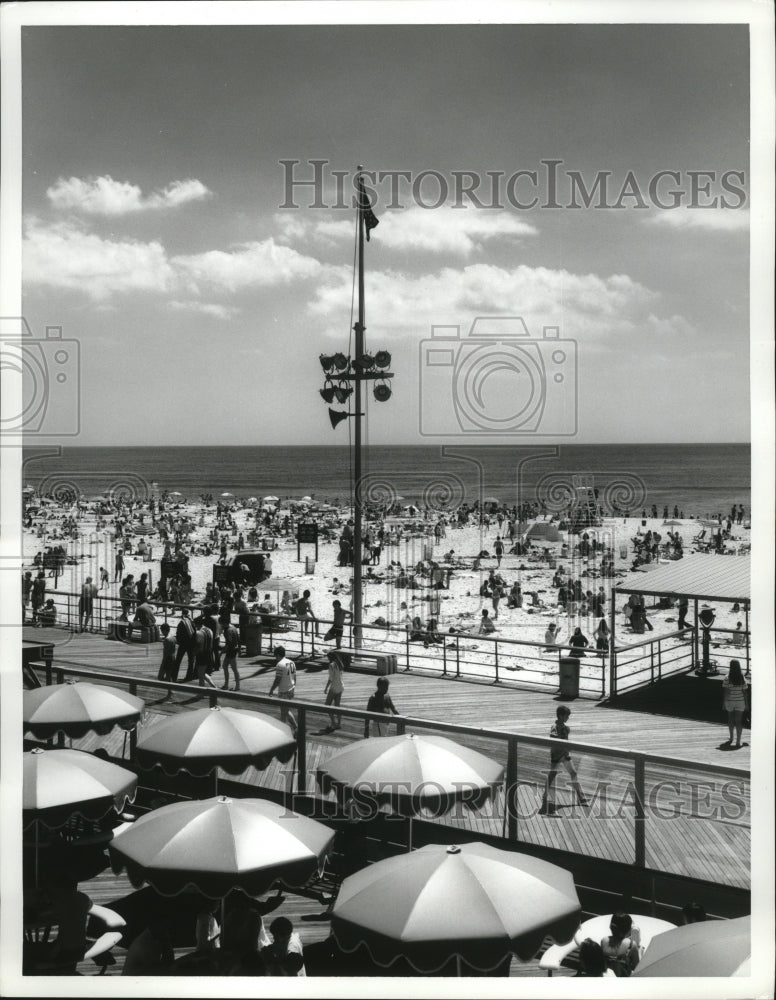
[23,219,323,301]
[23,218,174,300]
[645,207,749,232]
[170,300,239,320]
[370,206,538,254]
[173,239,322,294]
[308,262,657,340]
[47,175,211,215]
[277,206,538,255]
[273,213,309,244]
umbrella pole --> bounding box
[456,955,462,977]
[408,816,413,852]
[214,770,218,796]
[35,821,39,888]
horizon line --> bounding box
[22,440,752,449]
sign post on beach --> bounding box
[297,522,319,561]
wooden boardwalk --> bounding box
[24,626,750,893]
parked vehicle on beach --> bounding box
[212,549,271,587]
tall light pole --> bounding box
[318,166,392,647]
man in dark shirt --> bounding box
[203,604,221,675]
[175,608,196,681]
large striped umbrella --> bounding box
[109,795,335,900]
[24,682,145,740]
[332,842,581,973]
[135,705,296,792]
[632,916,751,977]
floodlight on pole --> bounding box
[374,350,391,369]
[373,381,392,402]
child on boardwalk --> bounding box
[539,706,589,815]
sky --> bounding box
[17,19,752,445]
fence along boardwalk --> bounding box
[25,626,750,891]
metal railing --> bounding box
[26,661,750,889]
[32,588,609,698]
[610,629,695,697]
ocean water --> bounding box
[22,443,750,520]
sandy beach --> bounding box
[22,491,751,689]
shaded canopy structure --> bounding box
[525,522,561,542]
[615,554,750,603]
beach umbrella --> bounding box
[135,705,296,793]
[169,491,183,496]
[24,747,138,886]
[24,682,145,741]
[109,795,335,900]
[263,495,279,502]
[662,519,682,527]
[484,496,502,505]
[131,523,155,535]
[331,842,581,973]
[317,733,504,849]
[24,748,138,830]
[301,495,313,502]
[632,916,750,978]
[220,492,233,498]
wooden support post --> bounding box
[634,755,646,868]
[609,585,617,698]
[296,708,307,796]
[506,738,518,842]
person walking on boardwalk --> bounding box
[30,571,46,626]
[193,620,216,689]
[22,571,33,624]
[322,651,344,732]
[722,658,748,748]
[268,646,297,734]
[175,608,196,681]
[114,549,125,582]
[539,706,589,816]
[220,614,241,692]
[324,600,351,649]
[157,623,176,683]
[78,576,98,632]
[364,677,400,738]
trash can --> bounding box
[558,657,580,699]
[244,623,261,657]
[305,556,316,574]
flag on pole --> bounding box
[358,175,379,241]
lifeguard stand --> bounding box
[567,475,602,533]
